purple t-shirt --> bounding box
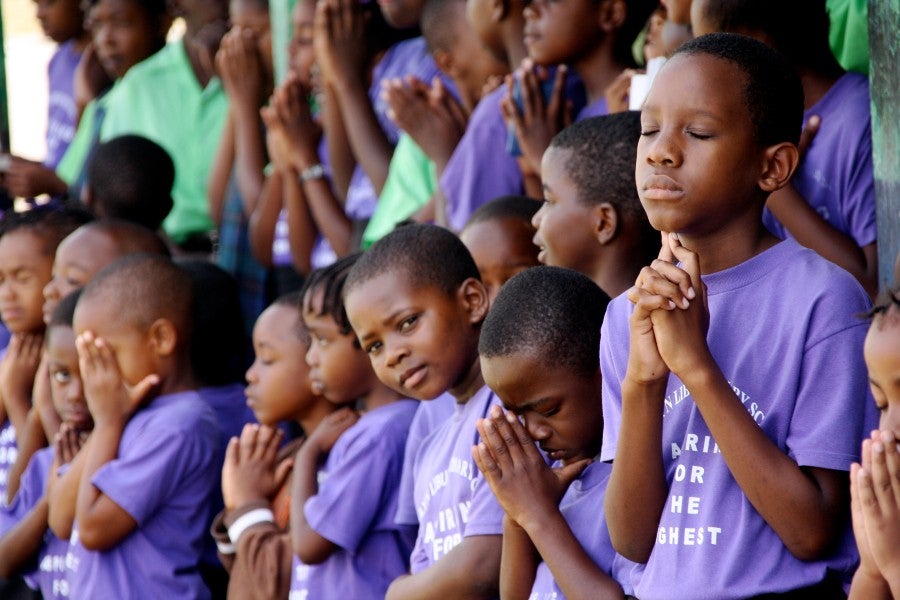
[529,460,635,599]
[763,73,876,248]
[290,399,418,598]
[66,391,219,599]
[343,37,443,221]
[46,41,82,169]
[409,385,505,573]
[0,420,16,506]
[599,239,876,600]
[576,96,609,120]
[395,393,457,527]
[7,447,71,599]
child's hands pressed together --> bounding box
[46,422,89,496]
[313,0,368,89]
[75,332,159,426]
[222,423,293,511]
[303,406,359,456]
[629,232,711,379]
[216,27,265,109]
[382,76,467,167]
[268,75,322,170]
[851,430,900,586]
[500,60,572,174]
[472,405,590,531]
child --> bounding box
[43,219,169,325]
[0,207,91,503]
[343,224,505,598]
[459,195,541,304]
[473,266,630,599]
[0,291,90,600]
[849,289,900,599]
[502,0,656,175]
[533,113,658,298]
[66,254,219,597]
[52,0,172,200]
[211,293,336,600]
[289,254,418,597]
[602,33,875,598]
[691,0,878,294]
[82,135,175,232]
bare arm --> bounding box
[247,171,281,267]
[385,535,502,600]
[208,115,236,226]
[499,518,539,600]
[0,497,49,579]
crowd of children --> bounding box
[0,0,893,597]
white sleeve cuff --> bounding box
[227,508,275,543]
[216,541,237,555]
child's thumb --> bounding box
[130,374,160,403]
[274,458,294,488]
[556,458,592,489]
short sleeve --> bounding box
[305,433,403,552]
[92,420,211,525]
[600,298,629,463]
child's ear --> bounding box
[433,49,455,79]
[592,202,620,246]
[491,0,511,22]
[598,0,627,32]
[148,318,179,357]
[458,277,490,324]
[758,142,799,193]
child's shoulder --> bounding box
[345,400,419,452]
[131,390,219,439]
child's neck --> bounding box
[572,42,628,107]
[182,25,223,88]
[502,22,529,70]
[297,401,340,437]
[589,245,644,299]
[359,381,405,413]
[797,64,844,110]
[153,357,198,398]
[679,219,780,275]
[449,356,485,404]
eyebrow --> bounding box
[508,396,554,415]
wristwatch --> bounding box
[299,163,326,182]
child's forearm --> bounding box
[4,408,46,503]
[0,496,49,579]
[525,510,624,600]
[605,378,668,563]
[47,444,88,539]
[321,85,355,199]
[282,175,316,275]
[386,535,502,600]
[289,443,336,564]
[766,184,877,295]
[330,76,394,196]
[232,101,268,216]
[297,172,354,257]
[247,172,282,268]
[500,517,539,600]
[679,359,847,560]
[74,420,135,551]
[849,568,892,600]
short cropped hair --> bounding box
[345,224,481,298]
[0,205,94,255]
[550,113,643,218]
[272,291,310,345]
[49,288,82,329]
[697,0,832,70]
[86,135,175,230]
[79,219,170,257]
[301,253,361,336]
[464,195,541,230]
[421,0,462,54]
[79,254,192,343]
[480,266,610,378]
[673,33,803,147]
[179,260,246,386]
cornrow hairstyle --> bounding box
[479,266,610,378]
[345,224,481,299]
[0,205,94,255]
[673,33,803,147]
[301,253,362,337]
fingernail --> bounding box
[681,298,690,309]
[874,442,884,454]
[687,287,696,300]
[881,430,894,444]
[506,412,516,422]
[668,300,676,309]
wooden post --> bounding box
[868,0,900,288]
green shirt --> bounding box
[56,83,120,188]
[361,134,437,248]
[827,0,869,75]
[101,41,228,243]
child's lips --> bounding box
[400,365,427,390]
[642,174,684,201]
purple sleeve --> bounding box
[304,432,403,552]
[461,395,506,538]
[785,291,876,469]
[440,87,523,231]
[599,298,629,463]
[92,421,210,525]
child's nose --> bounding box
[645,130,681,167]
[384,340,408,368]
